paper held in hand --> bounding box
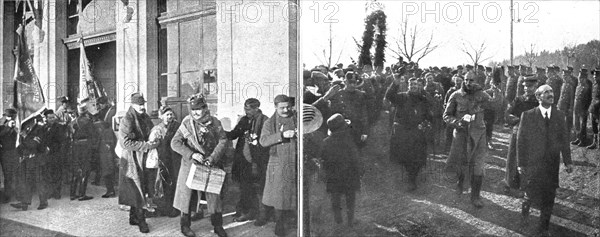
[186,163,226,194]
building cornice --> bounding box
[62,30,116,49]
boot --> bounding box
[129,207,139,225]
[102,176,116,198]
[10,202,29,211]
[456,173,464,196]
[234,208,257,222]
[70,175,80,200]
[407,173,417,192]
[274,209,286,237]
[78,172,93,201]
[521,200,531,218]
[211,213,228,237]
[587,134,598,149]
[137,209,150,233]
[347,200,355,226]
[470,176,484,208]
[332,206,343,224]
[254,204,272,226]
[180,213,196,237]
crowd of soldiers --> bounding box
[304,59,599,235]
[0,92,298,237]
[0,96,117,210]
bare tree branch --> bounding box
[461,40,492,65]
[391,18,440,63]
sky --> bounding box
[300,0,600,68]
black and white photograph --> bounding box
[0,0,299,236]
[302,1,599,236]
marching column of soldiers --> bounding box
[304,60,599,236]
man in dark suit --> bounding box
[517,84,574,236]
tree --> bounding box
[460,40,493,66]
[387,19,439,64]
[523,44,537,67]
[562,42,577,67]
[311,23,345,69]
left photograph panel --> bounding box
[0,0,299,236]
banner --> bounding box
[78,38,107,114]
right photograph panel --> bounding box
[301,1,600,236]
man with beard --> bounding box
[227,98,270,222]
[118,93,158,233]
[518,85,573,236]
[10,113,50,211]
[503,76,539,197]
[171,94,228,237]
[587,69,600,149]
[386,77,432,191]
[0,109,18,203]
[443,71,491,208]
[572,68,592,146]
[258,94,297,237]
[326,72,369,147]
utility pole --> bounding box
[328,22,332,68]
[510,0,514,66]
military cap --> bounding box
[42,109,54,116]
[130,93,146,105]
[485,66,492,72]
[159,105,173,115]
[465,64,474,70]
[451,69,458,75]
[457,65,464,70]
[477,65,484,70]
[432,66,440,71]
[57,96,69,104]
[311,71,328,81]
[188,94,207,110]
[441,66,449,71]
[567,66,574,71]
[3,108,17,117]
[522,75,538,86]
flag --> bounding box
[78,38,107,115]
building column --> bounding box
[1,1,15,111]
[115,0,158,113]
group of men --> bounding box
[303,59,599,236]
[0,96,117,211]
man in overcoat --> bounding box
[586,69,600,149]
[0,108,18,203]
[572,68,592,146]
[227,98,270,222]
[171,94,228,237]
[503,76,539,197]
[258,94,297,237]
[68,104,97,201]
[443,71,491,208]
[517,85,573,236]
[558,68,577,137]
[118,93,158,233]
[386,77,432,191]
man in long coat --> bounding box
[517,85,573,236]
[227,98,270,222]
[69,104,98,201]
[572,69,592,146]
[586,69,600,149]
[259,94,297,237]
[443,71,491,208]
[118,93,158,233]
[171,94,228,237]
[503,76,539,197]
[558,68,577,138]
[386,77,432,191]
[0,109,18,203]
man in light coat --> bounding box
[258,94,297,237]
[171,94,228,237]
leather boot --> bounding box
[70,174,79,200]
[102,175,116,198]
[332,206,343,224]
[78,172,93,201]
[456,173,464,196]
[587,134,598,149]
[235,208,257,222]
[180,213,196,237]
[407,173,417,192]
[211,213,228,237]
[570,138,581,145]
[129,207,139,225]
[254,203,272,226]
[470,175,484,208]
[274,209,286,237]
[137,208,150,233]
[347,199,355,226]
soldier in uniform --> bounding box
[386,77,432,191]
[483,75,504,149]
[171,94,229,237]
[503,76,539,196]
[516,65,528,98]
[55,96,72,125]
[68,104,97,201]
[572,68,593,146]
[44,110,69,200]
[10,113,50,211]
[325,72,369,147]
[444,73,464,152]
[0,109,18,203]
[475,65,486,86]
[444,71,491,208]
[558,68,577,137]
[504,66,519,106]
[546,66,563,106]
[536,67,548,85]
[586,69,600,149]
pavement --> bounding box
[0,177,297,237]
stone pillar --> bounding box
[115,0,158,113]
[1,1,15,111]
